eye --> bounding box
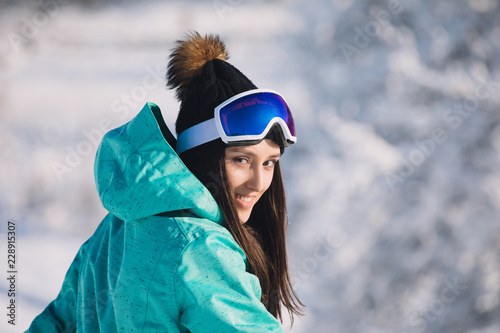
[234,157,249,164]
[264,159,278,167]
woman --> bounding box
[27,32,303,332]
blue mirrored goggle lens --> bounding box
[219,92,295,137]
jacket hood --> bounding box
[94,102,223,224]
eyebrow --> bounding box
[226,148,281,159]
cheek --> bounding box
[263,173,274,191]
[225,167,245,190]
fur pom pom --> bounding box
[166,32,228,100]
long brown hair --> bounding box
[182,139,304,323]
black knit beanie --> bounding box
[166,32,257,162]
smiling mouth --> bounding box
[236,194,252,202]
[235,194,254,208]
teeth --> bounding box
[236,195,252,202]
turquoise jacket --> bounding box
[27,103,283,332]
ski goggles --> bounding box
[176,89,296,154]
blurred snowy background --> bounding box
[1,0,499,332]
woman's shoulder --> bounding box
[144,211,235,248]
[143,212,246,276]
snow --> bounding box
[1,0,499,332]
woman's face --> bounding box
[224,139,281,223]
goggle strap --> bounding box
[176,118,219,154]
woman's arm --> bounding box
[26,240,89,333]
[174,231,284,333]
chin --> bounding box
[238,212,251,224]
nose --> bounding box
[246,165,265,193]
